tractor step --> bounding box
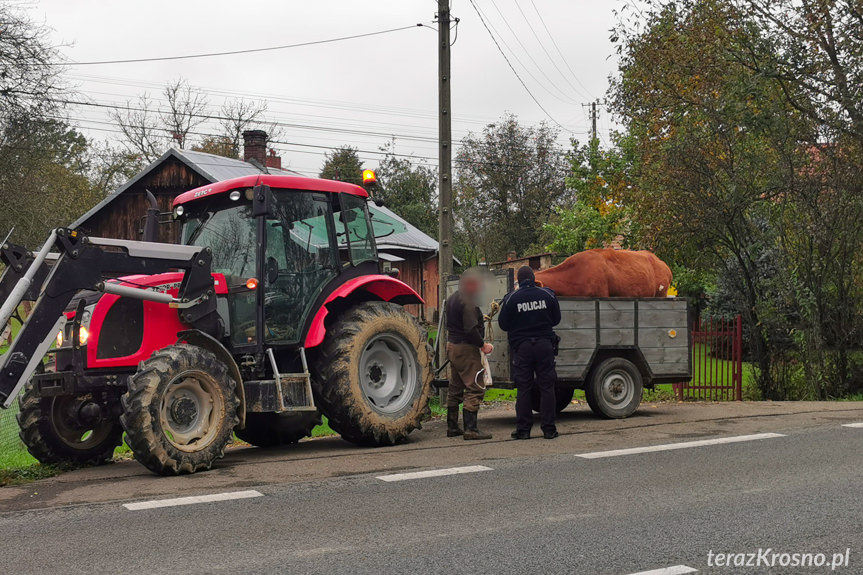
[241,347,316,413]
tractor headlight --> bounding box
[56,330,64,347]
[78,325,89,346]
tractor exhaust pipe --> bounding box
[0,229,57,332]
[142,189,160,243]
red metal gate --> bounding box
[674,315,743,401]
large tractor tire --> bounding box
[585,357,643,419]
[235,410,322,448]
[17,384,123,466]
[530,387,575,414]
[311,302,432,446]
[120,344,240,475]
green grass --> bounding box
[310,416,337,438]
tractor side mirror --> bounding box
[252,184,274,217]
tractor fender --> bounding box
[304,275,423,349]
[176,329,246,428]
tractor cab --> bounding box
[174,175,384,350]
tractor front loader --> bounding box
[0,175,432,475]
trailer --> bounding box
[445,269,691,418]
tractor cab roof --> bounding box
[173,174,368,208]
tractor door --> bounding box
[263,191,338,344]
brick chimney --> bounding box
[242,130,267,166]
[266,148,282,170]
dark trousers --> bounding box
[512,338,557,434]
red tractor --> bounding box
[0,175,432,474]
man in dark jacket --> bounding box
[445,269,493,440]
[498,266,562,439]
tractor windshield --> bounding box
[182,204,257,281]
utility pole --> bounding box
[590,100,598,143]
[437,0,453,329]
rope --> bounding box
[484,299,501,344]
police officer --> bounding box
[445,269,493,440]
[498,266,562,439]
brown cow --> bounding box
[534,249,673,298]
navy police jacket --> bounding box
[498,279,562,349]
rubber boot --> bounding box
[446,407,463,437]
[463,409,492,440]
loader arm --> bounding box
[0,228,216,408]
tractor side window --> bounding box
[339,193,376,265]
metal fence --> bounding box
[674,315,743,401]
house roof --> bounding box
[373,205,439,253]
[72,147,301,228]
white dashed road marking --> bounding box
[123,489,263,510]
[842,423,863,428]
[576,433,786,459]
[625,566,698,575]
[377,465,492,482]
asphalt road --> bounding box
[2,403,862,575]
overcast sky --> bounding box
[30,0,621,177]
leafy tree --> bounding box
[0,120,102,248]
[545,137,635,254]
[192,135,238,159]
[88,142,144,196]
[610,0,808,397]
[453,113,569,263]
[375,141,438,238]
[319,146,364,185]
[736,0,863,145]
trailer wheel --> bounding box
[530,387,576,413]
[585,357,643,419]
[17,384,123,466]
[121,344,240,475]
[235,411,322,448]
[311,302,432,446]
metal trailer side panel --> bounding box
[637,298,691,382]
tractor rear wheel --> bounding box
[235,411,322,448]
[17,384,123,466]
[311,302,431,446]
[121,344,240,475]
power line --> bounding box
[512,0,590,101]
[467,0,574,133]
[528,0,593,99]
[485,0,581,105]
[50,112,566,170]
[470,0,579,107]
[51,96,582,155]
[64,25,424,66]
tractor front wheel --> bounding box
[311,302,431,446]
[121,344,239,475]
[17,384,123,466]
